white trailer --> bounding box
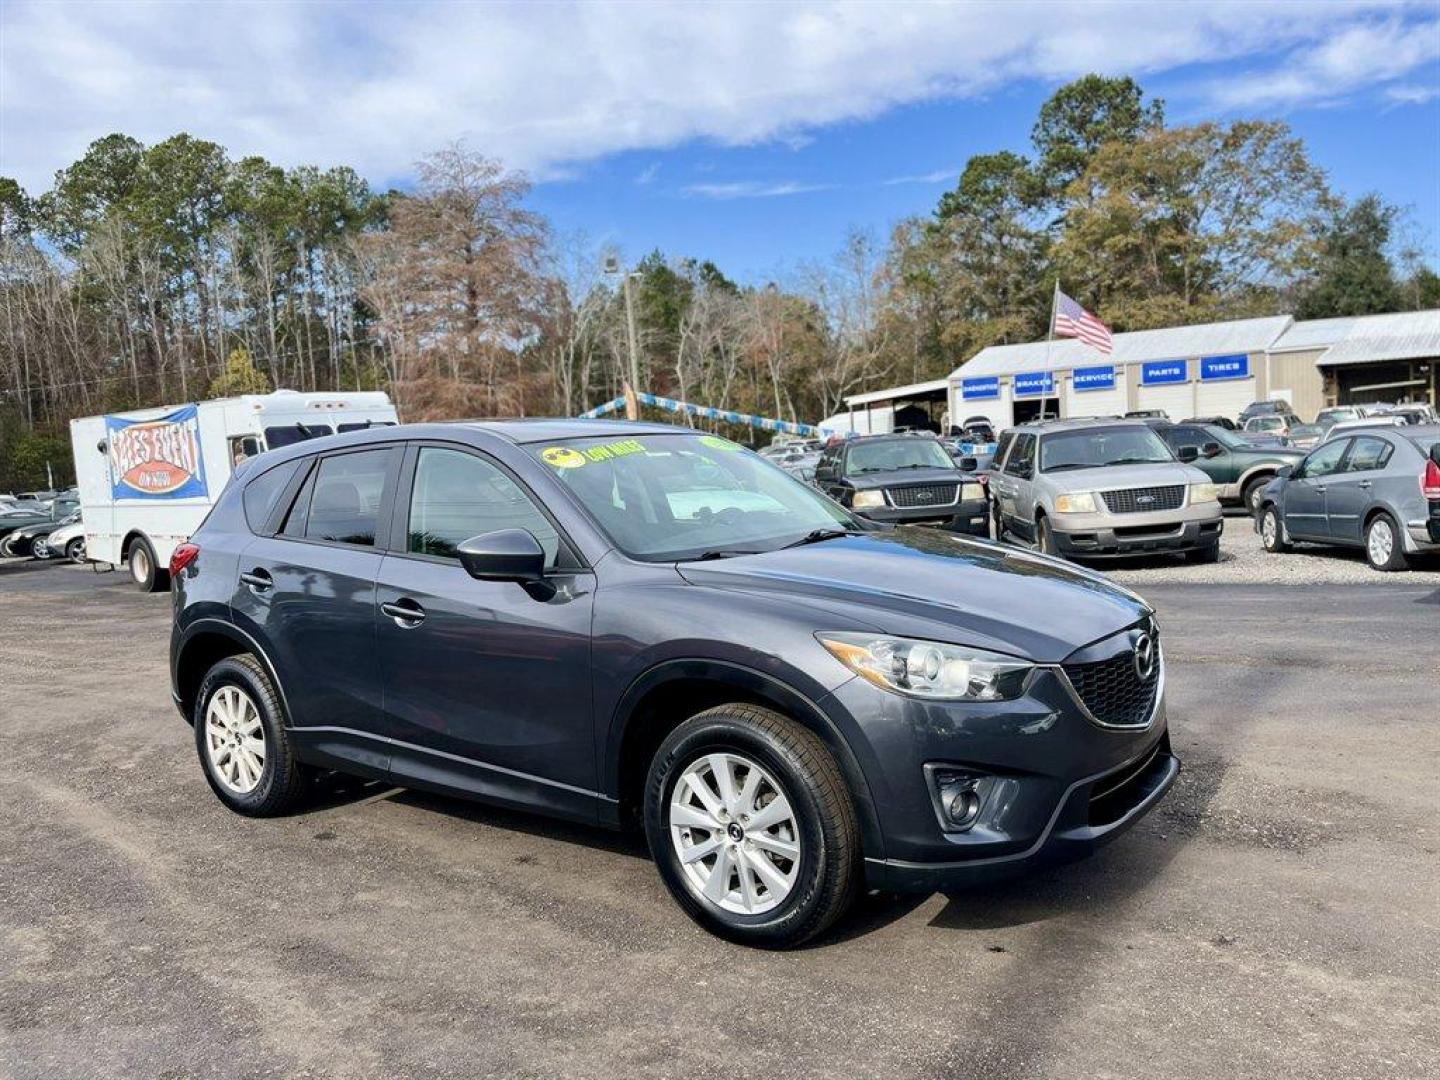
[70,390,397,590]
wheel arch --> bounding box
[605,659,885,861]
[174,619,292,727]
[120,528,151,562]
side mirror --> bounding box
[457,529,554,599]
[1276,465,1294,479]
[1202,441,1223,458]
[959,456,979,472]
[1176,445,1200,463]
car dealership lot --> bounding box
[2,560,1437,1080]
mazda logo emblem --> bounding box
[1133,632,1157,683]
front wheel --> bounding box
[1035,514,1060,557]
[1185,542,1220,564]
[644,704,859,948]
[1259,506,1289,553]
[66,538,86,564]
[1365,513,1408,572]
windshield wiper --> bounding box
[1105,457,1168,466]
[1043,462,1096,472]
[781,528,858,549]
[683,549,764,561]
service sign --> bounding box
[1013,371,1055,397]
[960,377,1000,400]
[1071,365,1116,392]
[1200,354,1250,381]
[105,405,209,500]
[1140,360,1189,386]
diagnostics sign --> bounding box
[105,405,208,499]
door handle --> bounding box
[1315,485,1326,493]
[381,599,426,628]
[240,569,272,592]
[1357,480,1372,489]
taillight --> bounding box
[169,543,200,577]
[1423,459,1440,500]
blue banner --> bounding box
[105,405,209,500]
[960,376,1000,400]
[1014,371,1055,397]
[1141,360,1189,386]
[1200,353,1250,381]
[1071,365,1116,392]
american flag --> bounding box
[1054,289,1113,355]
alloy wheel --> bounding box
[669,752,801,916]
[204,685,266,794]
[1367,519,1394,567]
[1261,511,1278,549]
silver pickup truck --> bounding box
[989,419,1225,563]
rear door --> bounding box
[231,444,402,776]
[1324,435,1393,544]
[994,433,1037,539]
[373,443,599,822]
[1283,438,1349,541]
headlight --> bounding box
[960,481,985,502]
[1189,482,1220,505]
[1054,491,1097,514]
[818,633,1033,701]
[851,490,885,509]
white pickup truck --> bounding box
[70,390,397,590]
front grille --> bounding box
[1100,485,1184,515]
[887,483,959,508]
[1062,647,1159,728]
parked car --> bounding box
[1255,424,1440,571]
[1321,416,1405,441]
[1285,423,1326,449]
[1,510,80,558]
[814,434,987,535]
[953,417,996,443]
[1239,400,1300,427]
[1242,414,1296,440]
[1151,422,1305,513]
[1315,406,1362,429]
[34,517,86,562]
[171,420,1178,947]
[0,506,54,544]
[1123,410,1169,420]
[988,419,1224,562]
[1180,415,1239,431]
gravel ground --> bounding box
[1102,509,1440,586]
[2,560,1439,1080]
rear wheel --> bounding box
[195,655,310,816]
[644,704,859,948]
[1259,506,1289,553]
[1364,513,1408,572]
[127,537,168,592]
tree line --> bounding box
[2,75,1436,488]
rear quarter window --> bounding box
[241,460,301,533]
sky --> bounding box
[2,0,1438,280]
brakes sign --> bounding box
[105,405,209,499]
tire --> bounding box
[1242,476,1271,516]
[1364,513,1408,572]
[194,655,310,816]
[127,536,168,593]
[644,704,859,949]
[991,500,1004,541]
[32,539,51,560]
[66,538,85,564]
[1259,506,1290,553]
[1035,514,1059,557]
[1185,542,1220,564]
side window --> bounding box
[304,447,398,546]
[242,460,300,534]
[407,447,561,565]
[993,431,1015,468]
[1301,439,1349,479]
[279,461,316,538]
[1005,434,1036,477]
[1345,437,1392,472]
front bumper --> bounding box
[819,632,1178,893]
[855,498,990,536]
[1052,513,1222,558]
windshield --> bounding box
[1247,416,1285,431]
[1200,425,1249,450]
[845,439,954,474]
[1039,427,1174,471]
[531,433,852,560]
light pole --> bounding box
[604,256,642,406]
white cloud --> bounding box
[883,169,959,186]
[1385,83,1440,105]
[683,181,834,199]
[635,162,661,185]
[0,1,1432,193]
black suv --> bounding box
[171,421,1178,947]
[814,434,988,535]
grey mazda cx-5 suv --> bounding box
[170,420,1179,947]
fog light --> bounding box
[927,766,996,832]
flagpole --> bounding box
[1043,281,1058,420]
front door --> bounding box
[1283,438,1349,540]
[994,432,1037,539]
[1324,435,1391,544]
[375,444,599,822]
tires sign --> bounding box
[1200,354,1250,380]
[105,405,209,499]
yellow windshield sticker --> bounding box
[700,435,740,451]
[541,446,587,469]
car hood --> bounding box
[846,466,965,492]
[677,528,1149,663]
[1040,461,1210,492]
[1233,445,1305,461]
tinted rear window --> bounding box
[242,460,301,533]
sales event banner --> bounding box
[1141,360,1189,386]
[106,405,209,499]
[1013,371,1055,397]
[1200,354,1250,381]
[1071,365,1117,392]
[960,376,1000,400]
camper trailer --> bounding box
[70,390,397,591]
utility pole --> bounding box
[605,256,643,418]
